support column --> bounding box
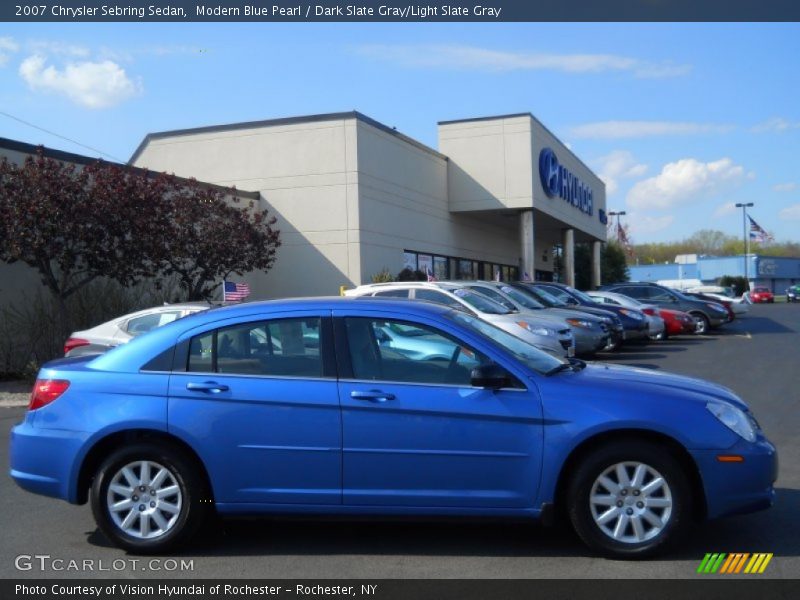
[562,228,575,287]
[519,210,535,281]
[591,240,602,289]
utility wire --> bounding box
[0,109,126,163]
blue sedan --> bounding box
[9,298,777,557]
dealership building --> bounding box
[130,111,607,298]
[2,111,607,302]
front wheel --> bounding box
[567,441,692,558]
[90,442,209,554]
[691,313,710,335]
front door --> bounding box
[335,312,544,509]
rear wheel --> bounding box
[567,441,691,558]
[90,442,209,554]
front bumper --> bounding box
[572,328,609,355]
[692,437,778,519]
[622,322,650,340]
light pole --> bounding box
[735,202,754,292]
[608,211,626,241]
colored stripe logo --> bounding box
[697,553,773,574]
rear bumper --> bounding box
[692,438,778,519]
[9,420,88,503]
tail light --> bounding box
[63,337,89,355]
[642,307,656,316]
[29,379,70,410]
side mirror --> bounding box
[470,364,510,389]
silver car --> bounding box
[64,303,211,357]
[586,291,666,340]
[461,281,610,356]
[345,282,575,358]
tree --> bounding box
[0,153,151,336]
[574,242,630,290]
[602,241,630,285]
[0,151,282,339]
[156,177,280,300]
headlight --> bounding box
[706,400,757,442]
[517,321,553,336]
[706,303,727,313]
[620,309,643,320]
[566,318,593,329]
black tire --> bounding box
[90,442,210,554]
[690,312,710,335]
[566,440,692,559]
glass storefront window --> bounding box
[417,254,433,276]
[433,256,448,280]
[403,251,417,272]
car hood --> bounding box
[570,363,747,410]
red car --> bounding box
[750,287,774,303]
[657,307,698,338]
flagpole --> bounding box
[735,202,754,292]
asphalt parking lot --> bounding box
[1,303,797,580]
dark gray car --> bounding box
[601,283,728,334]
[463,281,610,356]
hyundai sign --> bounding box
[539,147,594,216]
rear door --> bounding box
[167,311,341,505]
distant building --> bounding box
[629,255,800,293]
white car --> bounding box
[345,282,575,358]
[586,291,667,340]
[64,303,212,357]
[686,287,749,316]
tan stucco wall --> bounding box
[354,120,519,282]
[439,115,607,243]
[132,118,362,299]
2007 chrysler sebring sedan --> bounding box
[10,298,777,557]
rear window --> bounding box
[188,318,323,378]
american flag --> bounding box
[617,222,635,257]
[223,281,251,302]
[426,266,437,282]
[748,216,773,244]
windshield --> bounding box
[446,288,513,315]
[500,285,545,309]
[446,310,565,375]
[466,286,519,312]
[566,286,596,304]
[526,285,568,308]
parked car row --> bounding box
[62,280,723,364]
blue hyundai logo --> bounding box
[539,148,560,197]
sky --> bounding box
[1,22,799,244]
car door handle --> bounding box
[350,390,395,402]
[186,381,229,393]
